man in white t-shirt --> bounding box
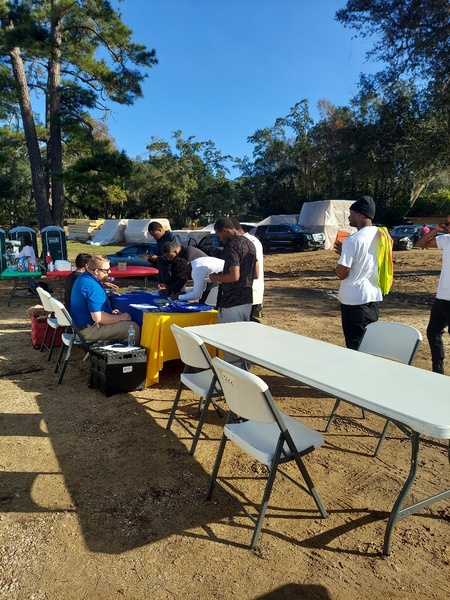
[170,256,225,303]
[335,196,382,350]
[416,217,450,373]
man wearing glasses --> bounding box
[70,255,140,344]
[417,219,450,373]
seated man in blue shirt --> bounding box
[70,255,140,344]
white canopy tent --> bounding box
[124,219,152,243]
[89,219,127,245]
[299,200,355,249]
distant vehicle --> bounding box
[389,225,421,251]
[191,233,224,258]
[106,243,157,267]
[254,223,325,253]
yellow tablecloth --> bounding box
[140,310,218,386]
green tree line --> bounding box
[1,0,450,230]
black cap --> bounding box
[350,196,376,220]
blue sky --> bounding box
[107,0,379,164]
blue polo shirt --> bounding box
[70,271,112,327]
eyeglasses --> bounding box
[96,267,110,273]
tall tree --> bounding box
[0,0,157,228]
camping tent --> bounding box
[89,219,127,245]
[299,200,355,249]
[257,214,299,227]
[124,219,152,243]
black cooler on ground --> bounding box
[89,347,147,396]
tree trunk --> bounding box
[9,46,52,229]
[48,6,64,227]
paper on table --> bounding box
[129,303,159,311]
[100,344,140,352]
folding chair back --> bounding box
[171,324,213,370]
[36,286,54,313]
[358,321,422,365]
[49,296,90,383]
[49,296,72,328]
[35,286,61,360]
[212,357,276,424]
[166,324,223,454]
[326,321,422,455]
[207,357,327,548]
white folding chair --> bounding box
[36,286,62,361]
[48,297,91,384]
[325,321,422,455]
[207,357,328,549]
[166,324,223,455]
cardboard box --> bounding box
[117,261,127,271]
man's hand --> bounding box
[170,293,180,300]
[103,281,119,291]
[148,254,158,263]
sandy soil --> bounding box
[0,248,449,600]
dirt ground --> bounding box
[0,248,449,600]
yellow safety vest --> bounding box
[377,227,394,295]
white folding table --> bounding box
[186,321,450,555]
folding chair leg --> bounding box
[189,393,214,455]
[374,419,391,457]
[54,343,65,373]
[206,433,228,500]
[326,399,366,432]
[292,454,328,519]
[166,382,184,430]
[325,399,341,431]
[40,323,50,353]
[47,327,58,361]
[250,453,281,548]
[58,357,69,384]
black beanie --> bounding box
[350,196,376,220]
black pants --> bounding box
[340,302,379,350]
[426,298,450,373]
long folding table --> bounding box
[186,321,450,555]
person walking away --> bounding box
[416,218,450,373]
[335,196,382,350]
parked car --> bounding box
[254,223,325,253]
[389,225,422,250]
[190,233,224,258]
[106,243,157,267]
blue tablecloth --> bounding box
[110,291,214,326]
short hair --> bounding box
[148,221,163,232]
[88,255,110,270]
[163,241,180,254]
[21,236,32,246]
[214,217,236,232]
[75,252,91,269]
[230,217,243,231]
[171,257,190,276]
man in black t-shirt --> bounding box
[210,217,258,323]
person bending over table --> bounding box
[169,256,225,303]
[159,241,207,295]
[70,255,140,344]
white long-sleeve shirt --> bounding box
[178,256,225,301]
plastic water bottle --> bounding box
[127,324,135,347]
